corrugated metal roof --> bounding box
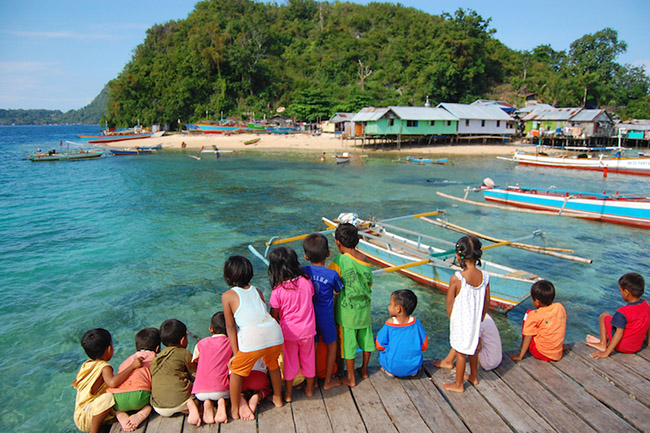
[329,112,355,123]
[351,107,390,122]
[516,103,555,114]
[471,100,517,112]
[570,109,607,122]
[522,107,582,121]
[388,106,457,121]
[437,102,512,120]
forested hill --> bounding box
[102,0,649,127]
[0,86,108,126]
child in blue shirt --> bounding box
[302,233,344,389]
[375,289,428,377]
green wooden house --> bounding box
[351,106,458,137]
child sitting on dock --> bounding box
[434,313,502,372]
[302,233,343,389]
[107,327,160,432]
[375,289,428,377]
[72,328,143,433]
[442,236,490,393]
[587,272,650,358]
[329,222,375,387]
[191,312,232,425]
[150,319,201,426]
[510,280,567,362]
[269,246,317,401]
[221,255,284,420]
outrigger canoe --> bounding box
[109,145,162,155]
[322,216,539,313]
[29,148,104,162]
[502,150,650,176]
[406,156,448,165]
[479,183,650,229]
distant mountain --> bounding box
[0,85,108,126]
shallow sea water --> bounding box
[1,125,648,432]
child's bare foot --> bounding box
[215,398,228,424]
[203,400,215,424]
[433,359,454,369]
[442,382,465,393]
[116,411,135,432]
[585,335,607,352]
[230,406,240,420]
[356,367,369,379]
[272,394,284,408]
[380,367,395,378]
[187,411,202,426]
[464,373,479,386]
[341,375,357,387]
[248,393,261,414]
[128,406,151,430]
[586,334,600,344]
[238,395,255,421]
[323,376,342,389]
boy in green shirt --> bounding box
[329,223,374,387]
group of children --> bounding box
[73,224,650,432]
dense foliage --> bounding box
[0,86,108,126]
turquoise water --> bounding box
[1,125,648,432]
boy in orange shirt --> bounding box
[510,280,567,362]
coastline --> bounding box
[103,132,530,156]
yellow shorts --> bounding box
[152,397,193,417]
[230,345,282,377]
[73,392,115,432]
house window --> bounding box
[465,119,470,127]
[446,120,452,126]
[481,120,486,127]
[430,120,436,126]
[387,119,394,126]
[496,120,500,127]
[407,120,418,127]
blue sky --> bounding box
[1,0,649,111]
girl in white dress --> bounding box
[442,236,490,393]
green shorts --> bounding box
[340,326,375,359]
[113,390,151,412]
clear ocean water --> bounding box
[1,125,648,432]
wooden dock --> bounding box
[108,343,650,433]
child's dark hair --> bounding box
[619,272,645,297]
[224,255,253,287]
[303,233,329,263]
[531,280,555,306]
[335,223,359,249]
[135,327,161,352]
[268,246,307,289]
[160,319,187,347]
[81,328,112,359]
[455,235,482,269]
[211,311,226,335]
[392,289,418,316]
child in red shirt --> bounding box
[587,273,650,358]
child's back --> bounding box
[449,268,489,355]
[523,301,566,360]
[478,314,502,370]
[192,333,232,395]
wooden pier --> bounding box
[108,343,650,433]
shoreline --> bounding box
[101,132,530,156]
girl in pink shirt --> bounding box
[268,247,317,402]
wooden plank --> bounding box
[571,343,650,407]
[183,416,220,433]
[349,370,397,433]
[635,346,650,363]
[367,368,431,432]
[555,349,650,432]
[397,369,469,433]
[610,351,650,381]
[428,365,511,433]
[142,413,184,433]
[321,381,366,433]
[108,412,149,433]
[517,354,637,433]
[473,367,556,432]
[291,387,334,433]
[494,356,597,433]
[257,399,295,432]
[219,416,257,433]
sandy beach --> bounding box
[106,132,530,156]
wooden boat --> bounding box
[244,137,261,145]
[503,149,650,176]
[29,148,104,162]
[195,123,246,134]
[480,184,650,229]
[406,156,448,165]
[87,132,162,144]
[109,145,161,155]
[322,216,539,313]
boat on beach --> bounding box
[322,215,541,313]
[479,183,650,229]
[244,137,261,145]
[406,156,448,165]
[88,131,162,144]
[502,149,650,176]
[28,148,104,162]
